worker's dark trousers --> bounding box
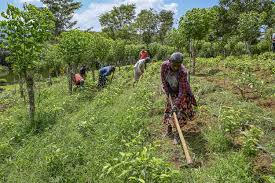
[98,74,107,88]
[273,43,275,53]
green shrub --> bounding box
[100,137,179,183]
[0,78,7,84]
[242,126,263,156]
[0,142,13,164]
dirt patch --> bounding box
[182,121,200,135]
[205,76,275,111]
[257,98,275,109]
[253,152,273,174]
[170,148,182,169]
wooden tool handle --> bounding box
[169,95,193,164]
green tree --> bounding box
[165,28,187,51]
[99,4,136,40]
[135,9,159,45]
[238,12,263,54]
[179,8,212,74]
[105,39,125,67]
[0,4,55,124]
[41,0,81,36]
[59,30,91,94]
[41,44,63,85]
[218,0,274,38]
[158,10,174,44]
[89,34,111,79]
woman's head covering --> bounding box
[169,52,183,63]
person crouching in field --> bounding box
[73,71,85,88]
[98,66,116,88]
[161,52,197,144]
[133,57,150,85]
[80,66,87,79]
[139,48,151,69]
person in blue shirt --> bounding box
[98,66,116,88]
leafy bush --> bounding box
[100,137,179,183]
[242,126,263,156]
[0,78,7,84]
[233,71,265,98]
[0,142,13,164]
[220,106,255,133]
[234,42,248,55]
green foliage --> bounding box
[41,0,82,35]
[255,40,271,53]
[204,127,230,153]
[0,78,7,84]
[242,126,263,156]
[220,106,255,133]
[238,12,263,43]
[262,175,275,183]
[233,71,265,98]
[158,10,174,44]
[148,42,174,60]
[0,65,8,73]
[105,39,127,66]
[59,30,92,66]
[101,137,179,183]
[45,145,86,182]
[191,153,254,183]
[0,56,273,182]
[124,44,146,61]
[0,142,13,164]
[0,4,55,73]
[180,8,213,41]
[99,4,136,40]
[234,42,248,55]
[41,44,63,73]
[0,4,55,122]
[135,9,159,45]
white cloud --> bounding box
[19,0,40,3]
[73,0,178,31]
[73,2,116,31]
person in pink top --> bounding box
[139,48,149,60]
[73,68,86,87]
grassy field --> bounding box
[0,55,274,182]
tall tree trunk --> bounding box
[25,73,35,125]
[192,53,196,75]
[18,74,25,100]
[67,64,73,95]
[210,41,214,57]
[91,64,96,82]
[246,41,251,55]
[55,69,59,77]
[191,41,196,75]
[48,69,52,86]
[189,39,192,69]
